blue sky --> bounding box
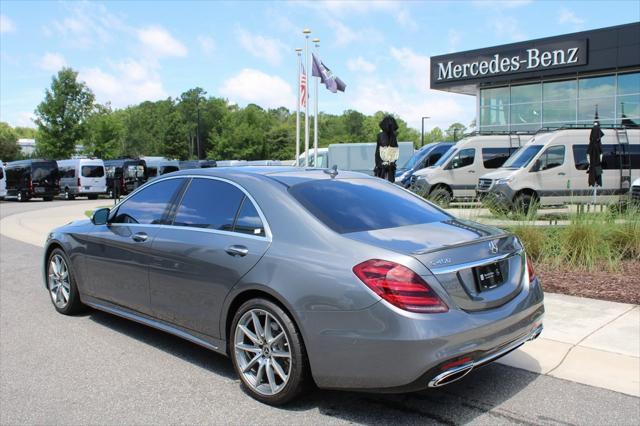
[1,0,639,131]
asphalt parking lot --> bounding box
[1,200,639,425]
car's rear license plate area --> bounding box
[474,262,504,291]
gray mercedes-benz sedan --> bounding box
[43,167,544,404]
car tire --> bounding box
[45,248,85,315]
[43,196,54,201]
[64,189,75,200]
[429,186,452,208]
[513,193,537,217]
[230,298,309,405]
[16,191,26,202]
[88,194,98,200]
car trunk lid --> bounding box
[344,219,525,311]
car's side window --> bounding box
[173,178,244,231]
[234,197,265,236]
[537,145,565,171]
[111,179,183,224]
[449,148,475,169]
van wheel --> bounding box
[43,196,54,201]
[230,298,309,405]
[88,194,98,200]
[429,186,452,208]
[64,189,75,200]
[513,193,537,217]
[16,191,26,202]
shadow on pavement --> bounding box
[88,306,541,424]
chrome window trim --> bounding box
[109,174,272,241]
[429,249,523,275]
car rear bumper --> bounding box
[299,276,544,391]
[73,186,107,194]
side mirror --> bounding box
[91,207,110,225]
[576,162,589,170]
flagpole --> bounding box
[313,38,320,167]
[295,48,302,167]
[303,28,311,167]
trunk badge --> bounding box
[489,240,499,254]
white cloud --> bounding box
[137,26,188,58]
[220,69,295,109]
[395,9,418,32]
[44,2,124,48]
[389,47,431,89]
[16,112,36,128]
[236,28,286,66]
[489,16,526,42]
[347,57,376,73]
[81,59,167,108]
[558,8,585,28]
[312,0,416,30]
[472,0,532,9]
[0,14,16,33]
[198,35,216,56]
[39,53,67,72]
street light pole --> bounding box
[421,116,430,147]
[303,28,311,167]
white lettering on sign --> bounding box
[435,42,586,81]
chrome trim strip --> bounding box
[414,233,511,255]
[430,249,523,275]
[85,300,219,351]
[428,324,543,388]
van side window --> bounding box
[111,179,183,224]
[60,167,75,179]
[482,147,517,169]
[572,144,639,170]
[449,148,475,169]
[537,146,565,171]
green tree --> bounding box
[0,122,20,161]
[445,122,467,141]
[34,68,95,158]
[161,111,189,160]
[14,126,38,139]
[423,127,445,145]
[83,104,123,159]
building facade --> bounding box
[430,23,640,132]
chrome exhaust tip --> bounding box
[428,363,474,388]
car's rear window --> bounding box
[82,165,105,177]
[289,179,450,234]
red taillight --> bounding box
[28,179,33,193]
[353,259,448,313]
[527,256,536,283]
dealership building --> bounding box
[430,22,640,132]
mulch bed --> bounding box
[537,261,640,305]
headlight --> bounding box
[496,177,513,184]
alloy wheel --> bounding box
[48,254,71,309]
[234,309,292,396]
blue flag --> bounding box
[311,53,346,93]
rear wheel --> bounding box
[16,191,26,202]
[230,298,309,405]
[429,186,452,208]
[87,194,99,200]
[46,248,84,315]
[43,196,54,201]
[64,188,75,200]
[513,193,537,217]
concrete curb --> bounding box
[1,200,638,397]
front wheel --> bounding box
[512,193,538,217]
[429,186,452,208]
[46,248,84,315]
[230,298,309,405]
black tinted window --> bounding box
[112,179,183,224]
[160,166,179,174]
[173,178,244,230]
[235,197,265,236]
[60,167,75,178]
[82,165,104,177]
[0,168,3,179]
[482,147,517,169]
[289,179,450,234]
[32,162,58,181]
[448,148,475,169]
[573,144,640,170]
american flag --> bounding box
[299,63,307,108]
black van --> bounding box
[104,159,147,198]
[5,160,60,202]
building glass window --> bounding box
[577,75,616,125]
[542,80,577,128]
[617,72,640,125]
[480,87,509,131]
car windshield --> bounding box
[402,147,432,169]
[502,145,543,168]
[432,146,456,168]
[289,178,450,234]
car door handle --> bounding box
[226,245,249,257]
[468,170,476,173]
[131,232,148,242]
[558,172,566,176]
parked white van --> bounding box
[411,134,524,205]
[478,128,640,213]
[141,156,180,180]
[57,158,107,200]
[0,161,6,200]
